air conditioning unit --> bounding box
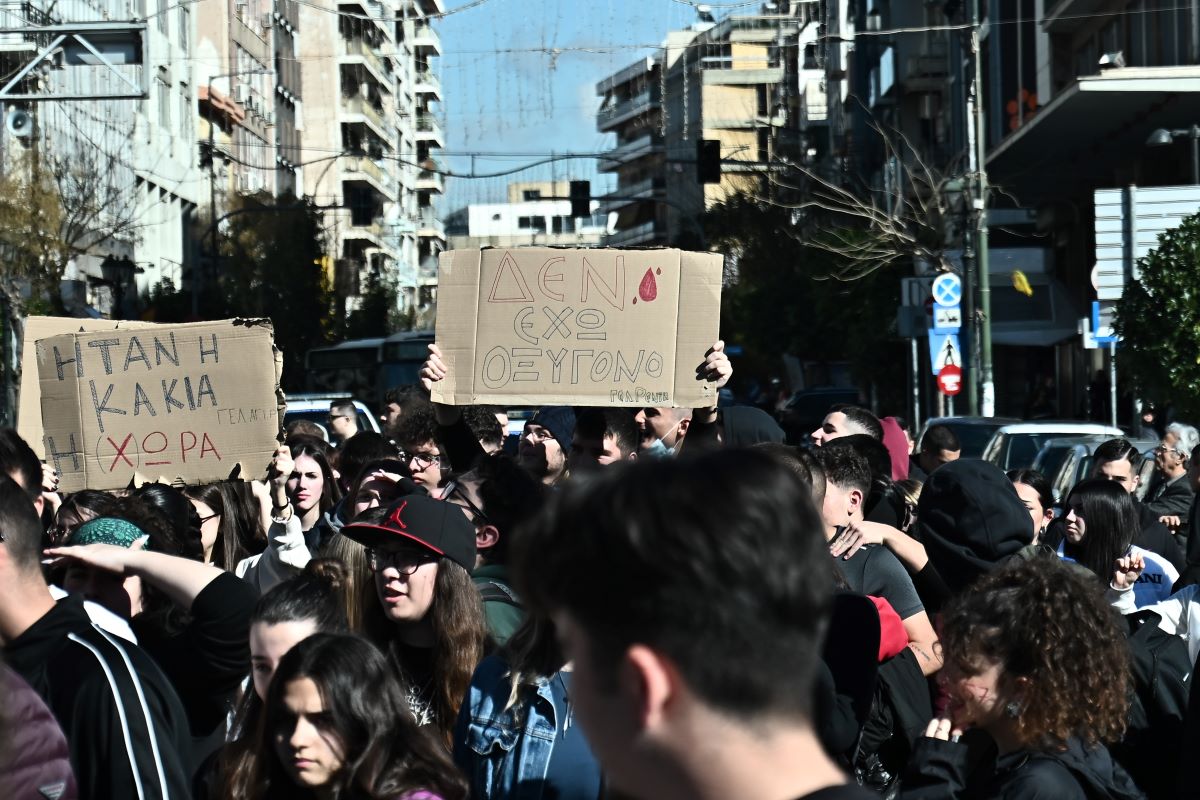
[264,111,275,125]
[236,172,250,192]
[261,12,272,29]
[235,1,248,20]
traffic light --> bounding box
[569,180,590,218]
[697,139,721,184]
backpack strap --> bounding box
[478,580,521,608]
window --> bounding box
[157,76,171,129]
[551,215,575,234]
[157,0,167,34]
[522,189,541,200]
[179,84,190,136]
[179,8,190,54]
[518,216,546,232]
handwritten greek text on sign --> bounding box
[36,320,281,492]
[432,248,723,408]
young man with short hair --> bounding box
[910,424,961,480]
[633,406,692,456]
[443,453,545,645]
[811,404,883,446]
[569,408,639,472]
[514,450,873,800]
[0,475,192,800]
[395,406,448,491]
[328,399,361,443]
[815,446,942,675]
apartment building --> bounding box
[0,0,202,315]
[445,181,608,250]
[595,2,817,246]
[297,0,444,315]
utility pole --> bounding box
[970,0,995,416]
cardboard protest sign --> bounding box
[19,317,157,459]
[36,319,284,492]
[431,248,723,408]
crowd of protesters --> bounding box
[4,339,1200,800]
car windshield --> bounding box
[1035,446,1073,483]
[1005,433,1051,470]
[944,423,1005,458]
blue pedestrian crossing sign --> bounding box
[932,273,962,306]
[928,332,962,375]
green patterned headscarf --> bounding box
[69,517,148,549]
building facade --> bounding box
[297,0,444,317]
[595,2,818,247]
[446,181,608,250]
[0,0,203,316]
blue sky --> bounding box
[437,0,712,209]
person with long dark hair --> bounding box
[1007,469,1055,546]
[1060,479,1176,607]
[342,497,487,748]
[903,555,1140,799]
[238,440,343,592]
[184,482,259,569]
[242,633,467,800]
[216,560,350,798]
[48,489,118,546]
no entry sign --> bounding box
[937,364,963,396]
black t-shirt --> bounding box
[835,545,925,620]
[795,784,878,799]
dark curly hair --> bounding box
[939,553,1130,751]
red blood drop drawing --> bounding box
[639,269,658,302]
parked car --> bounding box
[981,422,1125,472]
[1032,433,1159,504]
[283,393,381,445]
[915,416,1021,459]
[778,387,862,445]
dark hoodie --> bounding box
[917,460,1034,613]
[902,736,1144,800]
[720,406,785,447]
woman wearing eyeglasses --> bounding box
[342,497,487,749]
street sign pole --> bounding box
[1109,340,1118,429]
[972,0,995,417]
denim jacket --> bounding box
[453,655,563,800]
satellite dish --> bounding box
[6,108,33,138]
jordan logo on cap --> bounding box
[388,500,408,529]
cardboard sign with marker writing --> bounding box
[36,319,284,492]
[18,317,158,459]
[431,247,723,408]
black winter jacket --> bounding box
[5,595,193,800]
[901,736,1144,800]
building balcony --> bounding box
[232,14,271,66]
[701,66,785,86]
[596,90,660,132]
[414,69,441,99]
[412,22,442,56]
[598,134,664,172]
[416,168,444,193]
[341,37,392,91]
[342,155,395,198]
[344,218,386,248]
[415,113,444,146]
[418,208,446,240]
[341,95,397,144]
[598,176,664,213]
[604,219,663,247]
[340,0,391,38]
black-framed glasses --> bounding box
[401,450,442,469]
[366,547,437,574]
[441,480,490,526]
[197,512,220,525]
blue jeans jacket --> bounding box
[453,655,563,800]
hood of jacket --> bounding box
[917,459,1033,597]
